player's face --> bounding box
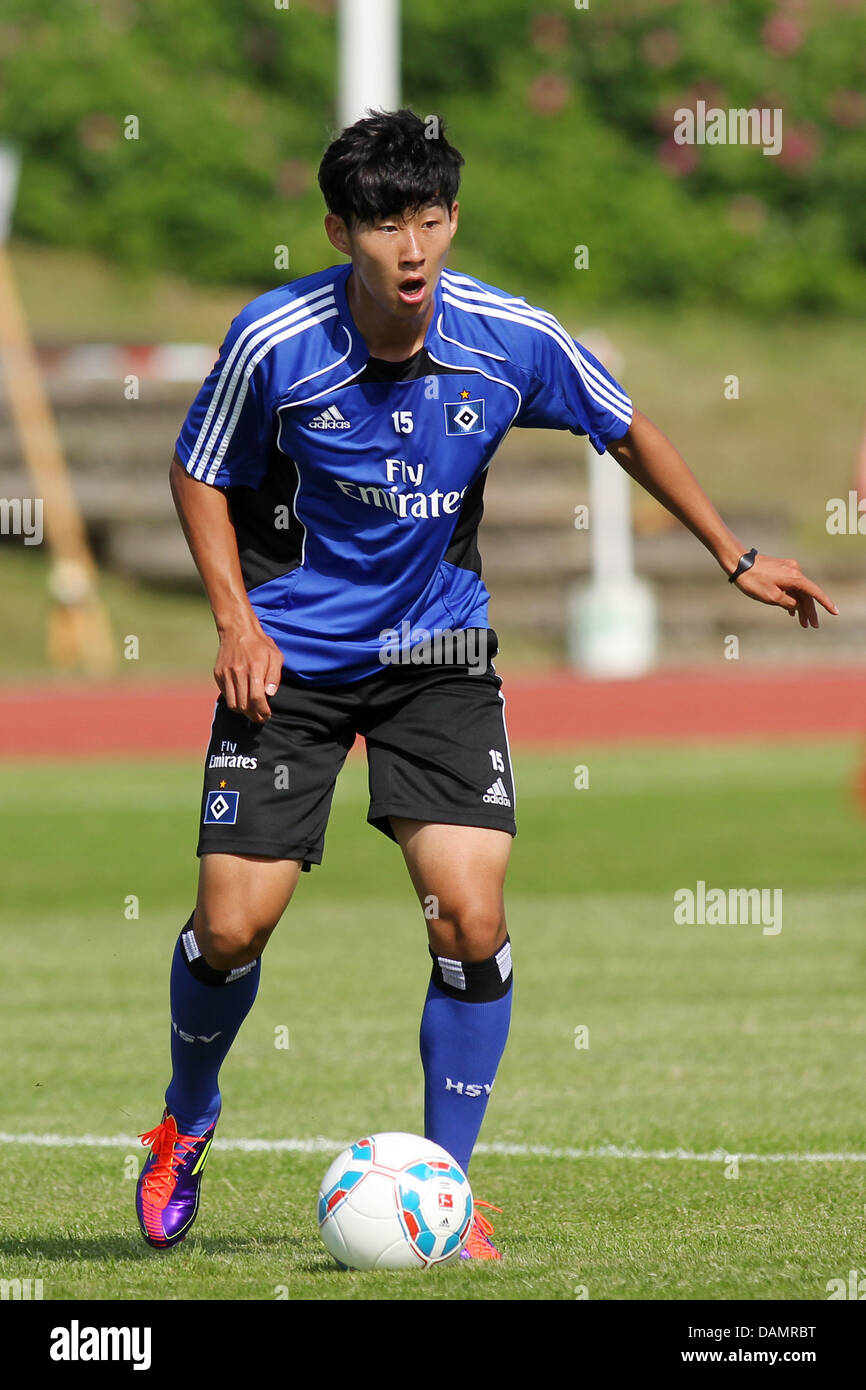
[327,200,459,323]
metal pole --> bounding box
[338,0,400,131]
[566,334,658,677]
[587,435,635,588]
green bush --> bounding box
[0,0,863,312]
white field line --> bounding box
[1,1132,865,1163]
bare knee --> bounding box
[426,898,507,962]
[193,909,278,972]
[193,854,301,971]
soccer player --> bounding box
[136,108,837,1260]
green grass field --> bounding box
[1,739,865,1301]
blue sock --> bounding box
[164,918,261,1134]
[419,939,513,1175]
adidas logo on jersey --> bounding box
[308,404,351,430]
[483,777,511,808]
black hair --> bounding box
[317,107,464,228]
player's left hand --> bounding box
[733,555,839,628]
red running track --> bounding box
[0,667,863,758]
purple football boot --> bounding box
[136,1108,218,1249]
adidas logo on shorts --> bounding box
[482,777,511,808]
[308,404,351,430]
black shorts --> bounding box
[196,641,517,869]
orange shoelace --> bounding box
[137,1119,200,1207]
[466,1200,503,1252]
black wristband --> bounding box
[728,547,758,583]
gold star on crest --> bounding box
[219,780,227,789]
[459,389,470,399]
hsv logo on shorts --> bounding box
[204,790,239,825]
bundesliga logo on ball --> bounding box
[317,1133,473,1270]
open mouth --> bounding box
[397,276,426,305]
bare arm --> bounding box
[170,453,283,721]
[606,409,838,629]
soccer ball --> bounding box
[317,1132,473,1270]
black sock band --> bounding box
[178,917,257,988]
[429,936,513,1002]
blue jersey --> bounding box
[175,263,633,684]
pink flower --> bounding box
[530,13,569,54]
[828,90,866,128]
[776,123,820,171]
[762,13,804,56]
[527,73,572,117]
[642,29,680,70]
[658,138,697,177]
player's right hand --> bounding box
[213,626,284,723]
